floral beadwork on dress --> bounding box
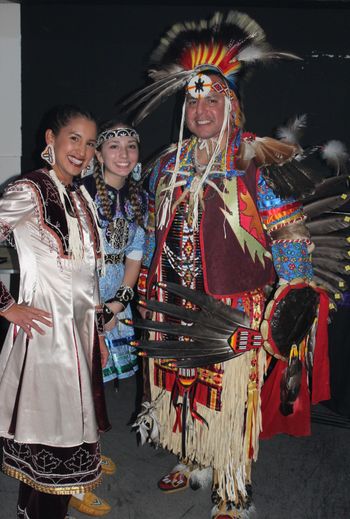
[2,438,101,493]
[106,218,130,249]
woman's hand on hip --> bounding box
[0,303,52,339]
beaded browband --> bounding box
[96,128,140,148]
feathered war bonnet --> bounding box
[125,10,298,124]
[124,11,299,229]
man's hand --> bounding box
[0,303,52,339]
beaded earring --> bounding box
[41,143,56,166]
[132,162,142,181]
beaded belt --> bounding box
[105,253,125,265]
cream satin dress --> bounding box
[0,172,105,448]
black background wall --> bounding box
[21,2,350,171]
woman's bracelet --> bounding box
[106,285,134,310]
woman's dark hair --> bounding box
[94,119,146,229]
[44,104,96,135]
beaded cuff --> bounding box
[106,285,134,310]
[102,303,114,325]
[95,306,105,336]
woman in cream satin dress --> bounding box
[0,105,110,519]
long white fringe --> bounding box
[49,169,83,263]
[150,347,265,503]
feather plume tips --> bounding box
[150,10,299,74]
[321,140,349,174]
[276,114,307,144]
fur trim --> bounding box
[189,466,213,490]
[131,393,165,446]
[170,463,188,474]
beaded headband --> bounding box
[186,73,236,100]
[96,128,140,148]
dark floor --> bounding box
[1,375,350,519]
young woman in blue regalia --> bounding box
[84,121,147,384]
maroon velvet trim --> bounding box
[92,332,111,433]
[16,170,71,257]
[0,281,15,312]
[8,336,29,435]
[94,307,104,336]
[3,438,101,490]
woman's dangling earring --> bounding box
[41,143,56,166]
[100,162,105,179]
[132,162,142,181]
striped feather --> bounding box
[312,235,350,248]
[303,175,350,202]
[312,257,350,275]
[313,267,347,290]
[132,318,229,341]
[174,352,237,368]
[312,275,344,297]
[133,79,188,125]
[304,193,350,218]
[312,246,350,261]
[306,215,350,235]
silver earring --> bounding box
[41,143,56,166]
[132,162,142,181]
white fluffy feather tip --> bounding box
[321,140,349,171]
[276,114,307,144]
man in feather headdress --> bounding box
[128,11,335,519]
